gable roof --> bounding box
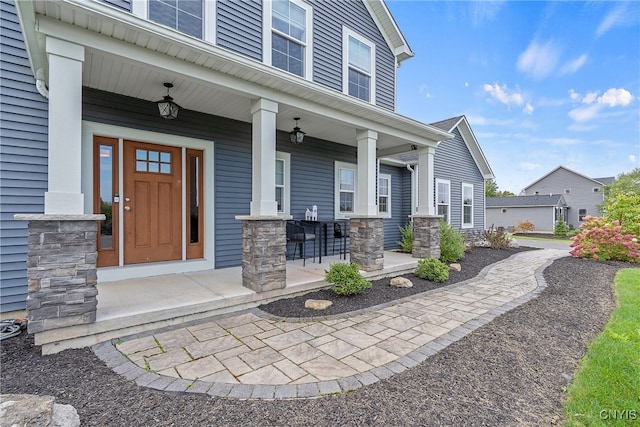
[487,194,566,208]
[363,1,414,64]
[525,165,612,190]
[592,176,615,185]
[386,116,494,179]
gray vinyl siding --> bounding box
[486,206,555,232]
[0,0,49,312]
[310,0,396,110]
[524,168,605,228]
[216,0,262,61]
[100,0,131,12]
[433,128,485,232]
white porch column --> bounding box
[44,37,85,214]
[416,146,436,216]
[355,129,378,216]
[249,98,279,216]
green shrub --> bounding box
[554,213,569,237]
[325,263,372,296]
[483,225,511,249]
[439,220,465,263]
[397,222,413,253]
[415,258,449,282]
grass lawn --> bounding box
[512,234,573,242]
[563,268,640,426]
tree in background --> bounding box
[601,168,640,236]
[485,179,515,197]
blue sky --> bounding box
[387,0,640,194]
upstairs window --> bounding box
[149,0,203,38]
[267,0,312,78]
[343,28,375,103]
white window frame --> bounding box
[462,183,474,228]
[578,208,587,221]
[132,0,216,43]
[342,27,376,104]
[436,178,450,224]
[263,0,313,79]
[335,161,357,219]
[378,173,391,218]
[275,151,290,216]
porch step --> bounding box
[33,252,418,354]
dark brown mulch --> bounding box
[0,255,625,426]
[260,246,537,317]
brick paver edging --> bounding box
[92,250,565,399]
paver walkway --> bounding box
[93,249,567,399]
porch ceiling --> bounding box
[19,0,453,152]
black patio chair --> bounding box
[286,220,316,266]
[332,221,350,260]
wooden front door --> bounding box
[123,141,182,264]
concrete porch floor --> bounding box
[35,251,418,354]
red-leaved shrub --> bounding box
[570,216,640,263]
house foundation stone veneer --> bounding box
[13,214,104,334]
[349,217,384,271]
[236,216,289,292]
[412,215,441,259]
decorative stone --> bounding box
[305,299,333,310]
[449,263,461,272]
[390,277,413,288]
[508,239,520,248]
[0,394,80,427]
[237,218,288,292]
[412,216,441,259]
[349,217,384,272]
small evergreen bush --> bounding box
[325,263,372,296]
[397,222,413,253]
[440,220,465,263]
[554,213,569,238]
[483,225,511,249]
[415,258,449,282]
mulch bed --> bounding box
[261,246,537,317]
[0,252,627,426]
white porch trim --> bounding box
[356,129,378,216]
[250,98,279,217]
[416,147,436,216]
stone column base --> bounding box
[412,215,441,259]
[14,214,104,334]
[349,216,384,271]
[236,216,289,292]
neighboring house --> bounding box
[486,194,568,232]
[389,116,495,241]
[0,0,457,314]
[523,166,614,229]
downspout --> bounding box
[35,69,49,99]
[406,164,415,218]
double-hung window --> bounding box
[267,0,312,78]
[462,183,474,228]
[436,179,450,223]
[335,161,356,219]
[378,174,391,217]
[343,28,375,103]
[275,152,290,215]
[135,0,215,42]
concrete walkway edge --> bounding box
[92,249,566,400]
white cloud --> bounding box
[465,82,469,87]
[523,102,534,115]
[568,89,580,101]
[559,54,588,75]
[519,162,542,171]
[568,123,597,132]
[582,92,599,104]
[470,1,505,27]
[596,3,634,38]
[598,88,633,107]
[630,154,638,164]
[418,84,433,99]
[483,83,524,107]
[517,40,560,80]
[568,103,602,123]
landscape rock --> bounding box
[0,394,80,427]
[390,277,413,288]
[508,239,520,248]
[449,263,461,272]
[305,299,333,310]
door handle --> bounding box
[124,206,131,211]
